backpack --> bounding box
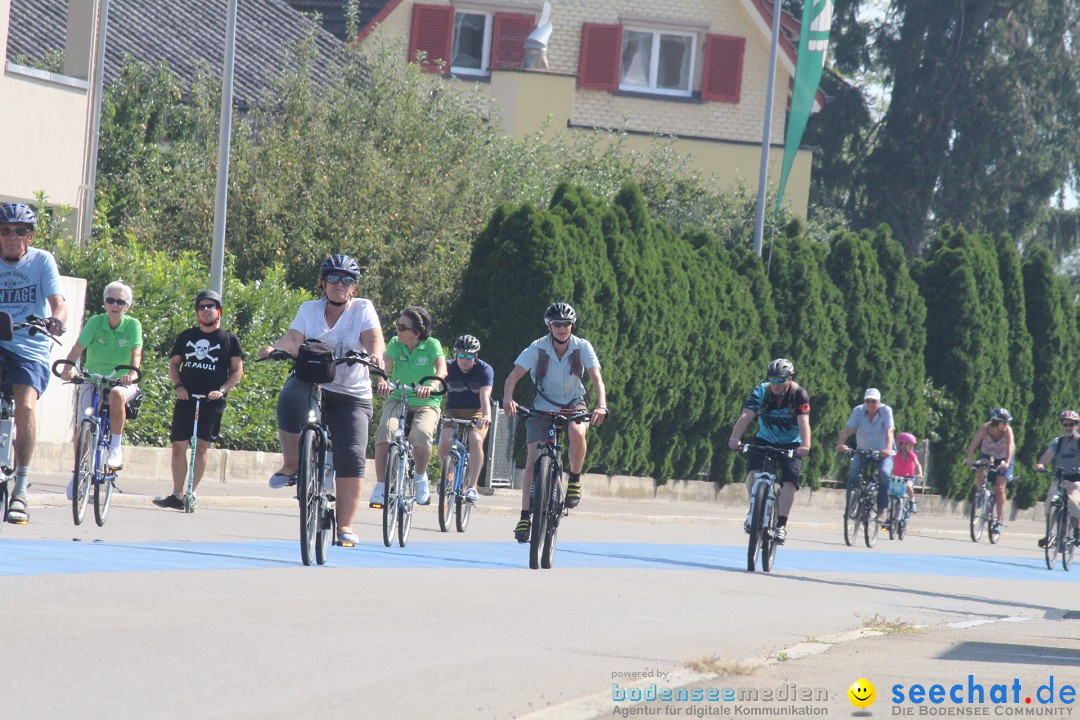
[295,340,336,384]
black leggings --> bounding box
[276,378,373,477]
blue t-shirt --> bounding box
[744,382,811,445]
[0,247,64,365]
[445,358,494,410]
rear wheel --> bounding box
[382,446,401,548]
[297,428,319,566]
[1045,505,1061,570]
[969,488,986,542]
[72,420,95,526]
[864,484,880,548]
[762,485,779,573]
[456,455,473,533]
[843,487,859,547]
[747,478,769,572]
[888,497,901,540]
[438,454,457,533]
[530,455,553,570]
[541,475,562,569]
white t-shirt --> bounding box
[290,297,380,398]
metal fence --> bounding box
[484,400,518,488]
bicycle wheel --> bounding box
[297,428,320,566]
[1045,504,1061,570]
[93,470,114,527]
[887,497,900,540]
[315,492,334,566]
[864,488,880,548]
[72,420,95,526]
[747,479,769,572]
[0,480,8,530]
[530,455,553,570]
[382,446,401,548]
[1062,514,1074,572]
[987,495,1001,544]
[398,486,413,547]
[541,474,562,569]
[438,454,457,533]
[843,487,859,547]
[897,500,908,540]
[969,489,986,542]
[762,490,780,573]
[455,484,472,534]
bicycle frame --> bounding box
[969,458,1002,543]
[742,444,793,572]
[438,418,474,533]
[843,448,881,548]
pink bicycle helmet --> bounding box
[897,432,917,445]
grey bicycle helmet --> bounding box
[766,358,795,379]
[453,334,481,353]
[544,302,576,325]
[0,202,37,228]
[320,253,360,278]
[194,289,222,308]
[989,407,1012,423]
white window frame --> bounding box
[450,10,494,77]
[618,27,698,98]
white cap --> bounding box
[864,388,881,401]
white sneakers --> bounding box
[106,445,123,468]
[464,487,478,504]
[369,481,385,508]
[414,473,430,505]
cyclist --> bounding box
[0,202,67,524]
[893,431,923,513]
[371,306,446,508]
[963,407,1015,534]
[835,388,895,524]
[59,281,142,478]
[258,255,384,546]
[726,358,811,544]
[1034,410,1080,549]
[437,334,493,505]
[503,302,608,543]
[153,290,243,510]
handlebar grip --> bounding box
[419,375,449,397]
[113,364,143,383]
[51,358,78,379]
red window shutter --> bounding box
[578,23,621,91]
[702,34,745,102]
[409,4,454,72]
[492,13,535,69]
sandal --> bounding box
[6,497,28,524]
[336,529,359,547]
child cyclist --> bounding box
[892,432,923,513]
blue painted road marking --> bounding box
[1,541,1076,579]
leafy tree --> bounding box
[993,233,1034,457]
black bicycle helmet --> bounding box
[544,302,576,325]
[0,202,37,228]
[989,407,1012,423]
[453,334,481,353]
[766,358,795,379]
[320,253,360,278]
[194,289,222,308]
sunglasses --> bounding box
[323,273,357,286]
[1064,423,1077,428]
[396,323,417,332]
[0,227,31,237]
[197,303,219,311]
[767,377,788,384]
[456,352,476,360]
[105,297,129,307]
[549,321,572,329]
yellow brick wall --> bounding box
[359,0,791,146]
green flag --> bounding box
[776,0,832,214]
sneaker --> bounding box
[1038,537,1049,549]
[414,473,430,506]
[773,526,787,544]
[514,517,530,543]
[369,481,385,508]
[268,472,294,489]
[152,494,184,510]
[464,487,478,504]
[106,445,123,468]
[565,480,582,509]
[743,510,752,534]
[910,501,918,514]
[66,477,74,501]
[992,522,1003,534]
[875,510,887,524]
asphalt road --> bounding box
[1,475,1076,719]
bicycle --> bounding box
[259,348,372,565]
[51,359,142,527]
[1039,468,1078,571]
[438,417,478,533]
[741,443,798,572]
[969,457,1004,544]
[515,406,591,570]
[842,448,882,548]
[885,476,913,541]
[378,375,448,548]
[0,313,61,528]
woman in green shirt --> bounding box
[371,306,447,507]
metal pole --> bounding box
[79,0,110,245]
[752,0,782,256]
[209,0,239,295]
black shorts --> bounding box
[170,400,224,443]
[745,441,803,489]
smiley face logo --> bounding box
[848,678,876,708]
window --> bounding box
[410,4,535,76]
[451,12,492,75]
[620,29,695,96]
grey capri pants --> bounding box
[276,377,373,478]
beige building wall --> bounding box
[1,0,92,210]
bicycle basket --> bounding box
[125,390,145,420]
[295,340,336,384]
[888,478,906,497]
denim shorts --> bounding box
[0,346,50,397]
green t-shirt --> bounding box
[385,336,442,407]
[77,313,143,377]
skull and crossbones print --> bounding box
[186,339,221,363]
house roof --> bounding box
[6,0,348,108]
[286,0,394,42]
[742,0,826,112]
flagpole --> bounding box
[752,0,783,257]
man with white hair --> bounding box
[836,388,895,523]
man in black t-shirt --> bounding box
[153,290,244,510]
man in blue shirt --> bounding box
[835,387,895,523]
[0,203,68,524]
[438,334,494,504]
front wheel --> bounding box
[987,495,1001,544]
[864,486,880,549]
[315,493,334,566]
[843,487,859,547]
[438,454,457,533]
[529,455,553,570]
[72,420,95,526]
[93,472,114,527]
[541,476,562,569]
[297,428,320,566]
[897,500,908,540]
[761,487,780,573]
[1045,505,1061,570]
[970,488,986,542]
[747,478,769,572]
[382,446,402,548]
[1062,516,1075,572]
[0,480,8,530]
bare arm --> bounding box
[169,355,189,401]
[586,365,607,427]
[797,413,811,457]
[361,326,385,370]
[835,424,854,452]
[502,365,528,416]
[727,408,756,450]
[883,427,895,458]
[477,385,493,429]
[60,341,86,380]
[258,329,305,359]
[964,424,987,465]
[46,293,68,334]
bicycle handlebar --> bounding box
[4,313,63,345]
[441,417,480,428]
[740,443,799,459]
[380,375,448,397]
[51,359,143,385]
[515,406,591,424]
[842,447,882,459]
